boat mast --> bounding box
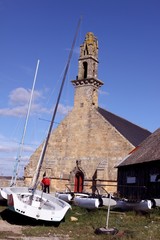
[31,18,82,190]
[10,60,40,186]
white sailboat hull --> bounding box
[7,187,71,222]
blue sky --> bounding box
[0,0,160,176]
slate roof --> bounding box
[98,107,151,146]
[117,128,160,167]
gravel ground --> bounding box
[0,220,71,240]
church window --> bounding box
[93,63,95,77]
[83,62,88,78]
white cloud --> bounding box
[9,87,42,106]
[0,87,44,116]
[0,87,72,117]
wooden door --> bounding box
[74,171,84,192]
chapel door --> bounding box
[74,171,84,193]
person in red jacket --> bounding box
[41,174,50,193]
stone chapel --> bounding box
[24,32,151,194]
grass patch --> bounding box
[0,205,160,239]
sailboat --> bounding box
[5,19,81,222]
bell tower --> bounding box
[72,32,103,108]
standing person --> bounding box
[41,173,50,193]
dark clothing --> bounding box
[43,185,50,193]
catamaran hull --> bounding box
[114,199,152,212]
[7,187,71,222]
[55,193,73,202]
[73,196,100,209]
[154,199,160,207]
[101,196,117,207]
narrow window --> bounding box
[83,62,88,78]
[93,63,95,77]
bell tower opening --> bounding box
[83,62,88,78]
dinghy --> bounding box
[6,18,82,222]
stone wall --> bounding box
[24,102,133,193]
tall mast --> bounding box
[11,60,40,186]
[31,18,82,189]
